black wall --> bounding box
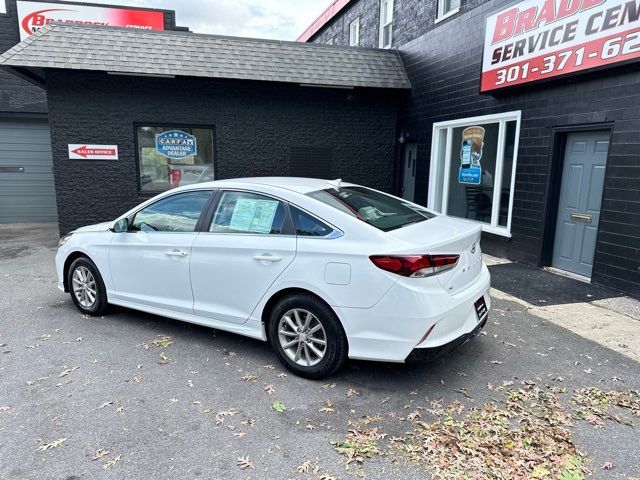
[0,0,47,114]
[310,0,486,48]
[45,70,401,235]
[311,0,640,297]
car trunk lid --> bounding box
[385,216,483,295]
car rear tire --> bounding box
[67,256,109,316]
[268,293,348,379]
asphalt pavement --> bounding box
[1,224,639,480]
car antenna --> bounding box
[326,179,342,191]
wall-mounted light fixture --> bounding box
[398,129,410,144]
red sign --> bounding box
[481,0,640,92]
[68,144,118,160]
[16,1,165,40]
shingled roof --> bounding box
[0,23,410,90]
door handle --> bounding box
[166,249,189,257]
[570,213,592,223]
[253,254,282,262]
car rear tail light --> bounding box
[369,254,459,278]
[170,168,181,188]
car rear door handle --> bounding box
[166,249,189,257]
[253,254,282,262]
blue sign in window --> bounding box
[459,167,481,185]
[156,130,197,160]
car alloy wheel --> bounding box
[67,256,109,316]
[72,265,97,308]
[277,308,327,367]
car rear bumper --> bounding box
[406,315,487,362]
[335,263,491,363]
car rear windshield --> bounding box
[307,186,435,232]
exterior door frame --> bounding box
[539,123,613,270]
[401,141,417,202]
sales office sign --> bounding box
[68,144,118,160]
[481,0,640,92]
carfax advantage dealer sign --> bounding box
[482,0,640,92]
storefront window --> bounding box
[137,126,215,193]
[428,112,520,236]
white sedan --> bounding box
[56,178,490,378]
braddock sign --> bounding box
[482,0,640,92]
[16,1,165,40]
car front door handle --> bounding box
[253,254,282,262]
[166,249,189,257]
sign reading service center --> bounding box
[16,1,165,40]
[482,0,640,92]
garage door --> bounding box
[0,119,57,223]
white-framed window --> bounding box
[436,0,460,22]
[0,0,7,14]
[378,0,394,48]
[428,111,521,237]
[349,17,360,47]
[326,37,334,45]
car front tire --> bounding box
[67,256,109,316]
[268,293,348,379]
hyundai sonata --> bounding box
[56,178,490,378]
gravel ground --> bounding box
[1,227,639,480]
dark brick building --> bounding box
[301,0,640,298]
[1,0,638,298]
[0,0,184,222]
[0,22,409,235]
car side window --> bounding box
[131,191,212,232]
[209,191,286,235]
[290,206,333,237]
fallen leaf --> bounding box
[236,456,253,469]
[152,336,173,348]
[59,366,79,378]
[103,454,122,469]
[91,449,109,460]
[37,438,67,451]
[264,384,276,395]
[215,409,238,424]
[159,352,170,365]
[272,401,287,413]
[296,460,313,473]
[319,399,334,413]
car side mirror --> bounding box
[112,218,129,233]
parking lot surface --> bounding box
[1,225,639,479]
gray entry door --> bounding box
[402,143,417,202]
[0,119,57,223]
[552,132,609,278]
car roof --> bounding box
[191,177,357,194]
